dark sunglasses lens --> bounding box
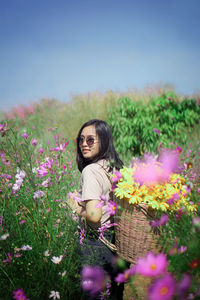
[86,138,95,146]
[79,137,84,145]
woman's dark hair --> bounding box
[76,119,123,172]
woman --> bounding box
[69,119,125,300]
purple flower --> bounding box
[31,139,37,146]
[192,217,200,230]
[166,193,180,205]
[22,133,29,139]
[3,252,12,263]
[0,123,7,131]
[148,274,176,300]
[37,165,49,177]
[106,201,118,216]
[16,170,26,179]
[153,128,161,135]
[41,178,50,187]
[115,266,136,283]
[135,252,168,277]
[79,228,85,245]
[19,219,26,225]
[111,170,122,183]
[150,214,169,227]
[33,190,45,200]
[13,288,29,300]
[81,265,106,296]
[177,246,187,254]
[133,150,179,187]
[177,273,192,299]
[175,146,183,153]
[100,194,107,202]
[98,223,118,239]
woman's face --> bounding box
[79,125,100,160]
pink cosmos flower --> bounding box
[133,149,180,186]
[19,219,26,225]
[177,273,192,299]
[13,288,30,300]
[153,128,161,135]
[175,146,183,153]
[31,138,37,146]
[0,123,7,131]
[106,201,118,216]
[37,164,49,177]
[111,170,123,183]
[175,207,185,219]
[41,178,50,187]
[166,193,180,205]
[98,223,118,239]
[22,133,29,139]
[177,246,187,254]
[150,214,169,227]
[115,266,136,283]
[100,282,111,299]
[33,190,45,200]
[192,217,200,230]
[135,252,168,277]
[148,274,176,300]
[81,265,106,296]
[96,194,106,208]
[79,228,85,245]
[3,252,12,263]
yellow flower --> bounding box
[114,166,197,213]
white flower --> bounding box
[32,167,37,173]
[0,233,9,240]
[49,291,60,300]
[42,178,50,187]
[33,190,45,200]
[21,245,32,251]
[58,270,66,277]
[19,170,26,178]
[44,250,50,257]
[15,170,26,179]
[51,255,63,264]
[16,178,23,185]
[12,183,20,192]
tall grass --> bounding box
[1,86,200,299]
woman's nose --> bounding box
[82,138,87,146]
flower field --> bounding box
[0,89,200,299]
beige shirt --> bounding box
[79,159,113,229]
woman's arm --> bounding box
[74,199,102,224]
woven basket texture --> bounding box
[114,198,161,264]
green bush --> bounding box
[107,92,200,161]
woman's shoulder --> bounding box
[82,160,110,176]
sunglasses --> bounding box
[79,136,98,147]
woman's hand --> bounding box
[66,196,79,211]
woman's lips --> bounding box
[82,149,90,154]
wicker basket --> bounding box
[114,198,161,264]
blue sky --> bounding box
[0,0,200,110]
